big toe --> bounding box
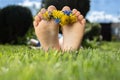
[62,6,71,11]
[47,5,57,12]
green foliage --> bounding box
[42,0,90,17]
[84,22,101,40]
[16,27,36,45]
[0,5,33,44]
[82,22,102,48]
[0,42,120,80]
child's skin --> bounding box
[33,5,86,51]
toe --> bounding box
[47,5,56,12]
[33,8,46,28]
[38,8,46,19]
[78,14,84,21]
[75,11,81,17]
[78,15,85,25]
[62,6,71,11]
[33,21,37,28]
[72,9,77,14]
[34,15,40,22]
[40,8,47,14]
[34,15,40,27]
[81,19,86,26]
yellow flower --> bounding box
[43,11,50,20]
[42,10,77,26]
[60,15,69,26]
[52,10,64,19]
[69,14,77,24]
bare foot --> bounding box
[33,5,60,51]
[62,6,86,51]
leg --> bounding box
[33,5,60,51]
[62,6,86,51]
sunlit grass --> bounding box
[0,42,120,80]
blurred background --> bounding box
[0,0,120,47]
[0,0,120,22]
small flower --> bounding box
[69,14,77,23]
[60,15,69,26]
[55,18,61,24]
[42,10,77,26]
[43,11,50,20]
[63,10,72,16]
[52,10,64,19]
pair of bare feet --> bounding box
[33,5,86,51]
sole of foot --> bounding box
[33,5,60,51]
[62,6,86,51]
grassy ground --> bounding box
[0,42,120,80]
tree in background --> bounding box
[41,0,90,17]
[0,5,33,44]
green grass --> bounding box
[0,42,120,80]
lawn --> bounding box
[0,42,120,80]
